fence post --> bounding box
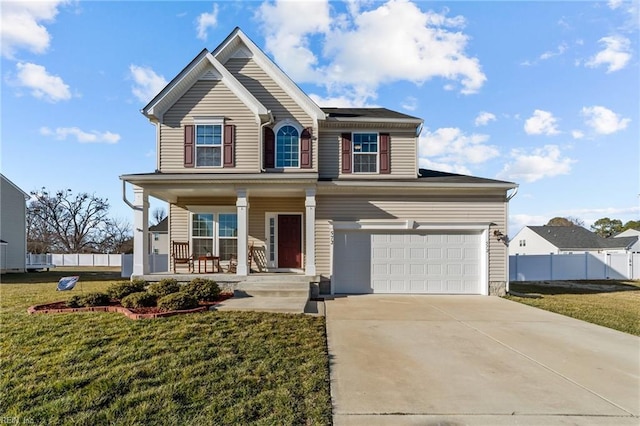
[549,253,553,280]
[515,254,519,281]
[584,252,588,279]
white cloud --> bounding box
[0,1,67,59]
[256,0,486,105]
[40,127,120,144]
[15,62,71,102]
[196,4,219,41]
[129,65,168,104]
[419,127,499,173]
[524,110,560,135]
[497,145,575,183]
[510,214,548,234]
[571,130,584,139]
[586,35,631,73]
[401,96,418,111]
[539,42,568,60]
[608,0,623,10]
[581,105,630,135]
[474,111,496,126]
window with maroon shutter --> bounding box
[223,124,235,167]
[341,133,352,174]
[264,127,275,168]
[379,133,390,174]
[300,127,312,169]
[184,125,195,168]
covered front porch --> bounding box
[121,173,319,280]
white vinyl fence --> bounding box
[510,252,640,281]
[120,254,168,278]
[49,253,122,267]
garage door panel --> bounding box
[334,230,482,294]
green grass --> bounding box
[0,271,332,425]
[506,280,640,336]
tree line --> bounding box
[546,216,640,238]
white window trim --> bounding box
[194,118,224,168]
[273,120,302,169]
[352,132,379,174]
[189,206,237,258]
[265,212,305,271]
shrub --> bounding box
[157,293,199,311]
[66,295,83,308]
[148,278,181,298]
[107,280,146,300]
[121,292,157,309]
[183,278,220,302]
[79,292,110,307]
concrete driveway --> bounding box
[325,295,640,425]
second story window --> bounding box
[276,125,299,168]
[353,133,378,173]
[196,123,222,167]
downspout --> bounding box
[122,181,136,210]
[259,110,274,172]
[505,185,519,294]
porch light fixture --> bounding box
[493,230,509,244]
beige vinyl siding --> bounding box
[225,57,316,170]
[314,194,508,283]
[318,129,417,180]
[161,80,258,173]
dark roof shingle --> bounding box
[528,225,637,250]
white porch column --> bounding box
[236,189,249,276]
[305,188,316,276]
[132,185,149,276]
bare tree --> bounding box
[27,188,123,253]
[151,207,167,226]
[98,217,133,253]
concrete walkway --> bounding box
[325,295,640,425]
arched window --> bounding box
[276,124,299,168]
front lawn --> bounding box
[506,280,640,336]
[0,271,331,425]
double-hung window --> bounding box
[191,211,237,261]
[195,120,223,167]
[353,133,378,173]
[276,125,299,168]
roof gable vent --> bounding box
[199,68,222,81]
[230,45,252,59]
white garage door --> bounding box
[333,231,482,294]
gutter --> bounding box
[259,110,274,172]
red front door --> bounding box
[278,215,302,268]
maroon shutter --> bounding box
[184,125,195,168]
[264,127,275,168]
[223,124,235,167]
[379,133,390,174]
[300,127,312,169]
[341,133,352,174]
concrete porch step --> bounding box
[213,296,308,314]
[234,282,310,298]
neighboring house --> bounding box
[120,28,517,296]
[149,217,168,254]
[0,174,29,273]
[510,225,638,255]
[613,229,640,252]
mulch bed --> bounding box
[28,293,234,320]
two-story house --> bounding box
[120,28,517,296]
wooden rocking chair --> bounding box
[171,241,194,273]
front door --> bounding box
[278,215,302,268]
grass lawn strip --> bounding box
[0,272,331,425]
[506,280,640,336]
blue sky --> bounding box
[1,0,638,235]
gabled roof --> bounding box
[142,48,268,123]
[149,217,168,233]
[0,174,29,198]
[212,27,326,123]
[527,225,637,250]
